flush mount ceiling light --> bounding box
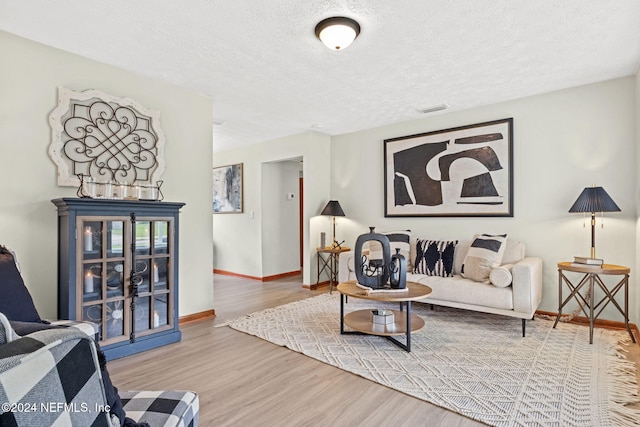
[315,16,361,50]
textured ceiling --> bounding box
[1,1,639,153]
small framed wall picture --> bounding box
[212,163,243,213]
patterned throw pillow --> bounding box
[367,230,412,269]
[461,234,508,283]
[414,239,458,277]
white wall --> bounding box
[213,132,331,285]
[261,160,301,277]
[331,77,638,325]
[0,31,214,318]
[635,67,640,327]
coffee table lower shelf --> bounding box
[341,308,425,352]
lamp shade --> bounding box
[315,17,360,50]
[321,200,345,217]
[568,187,620,213]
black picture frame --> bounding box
[384,118,513,217]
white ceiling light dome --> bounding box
[314,17,361,50]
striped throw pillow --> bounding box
[414,239,458,277]
[461,234,508,283]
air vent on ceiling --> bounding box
[417,104,448,115]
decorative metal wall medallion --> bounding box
[49,87,166,187]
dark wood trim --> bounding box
[262,270,302,282]
[304,280,329,290]
[214,269,262,281]
[214,269,302,282]
[179,309,216,325]
[536,310,640,345]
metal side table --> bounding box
[553,262,635,344]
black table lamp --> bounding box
[569,186,620,259]
[321,200,345,247]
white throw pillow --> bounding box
[489,264,514,288]
[461,234,508,283]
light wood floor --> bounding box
[109,274,640,427]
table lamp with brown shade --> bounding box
[320,200,345,248]
[569,185,621,259]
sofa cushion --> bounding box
[414,239,457,277]
[461,234,508,283]
[489,264,514,288]
[0,248,42,323]
[408,273,514,310]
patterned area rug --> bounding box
[225,293,640,427]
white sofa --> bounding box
[338,238,543,336]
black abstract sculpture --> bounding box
[354,227,406,289]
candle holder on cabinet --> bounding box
[77,174,164,201]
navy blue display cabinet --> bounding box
[52,198,185,360]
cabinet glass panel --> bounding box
[82,221,102,260]
[106,261,125,297]
[105,300,125,339]
[133,259,152,294]
[134,296,151,332]
[154,221,169,254]
[154,258,168,291]
[135,221,151,255]
[106,221,124,258]
[154,294,169,328]
[83,304,102,339]
[83,263,102,301]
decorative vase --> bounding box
[389,248,407,289]
[354,227,391,289]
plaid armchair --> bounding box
[0,246,199,426]
[0,326,199,426]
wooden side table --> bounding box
[553,262,635,344]
[316,247,350,293]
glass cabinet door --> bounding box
[80,219,128,343]
[132,219,172,335]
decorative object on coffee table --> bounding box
[354,227,391,289]
[389,248,407,289]
[568,185,621,259]
[353,227,407,290]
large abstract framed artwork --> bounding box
[384,118,513,217]
[213,163,243,213]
